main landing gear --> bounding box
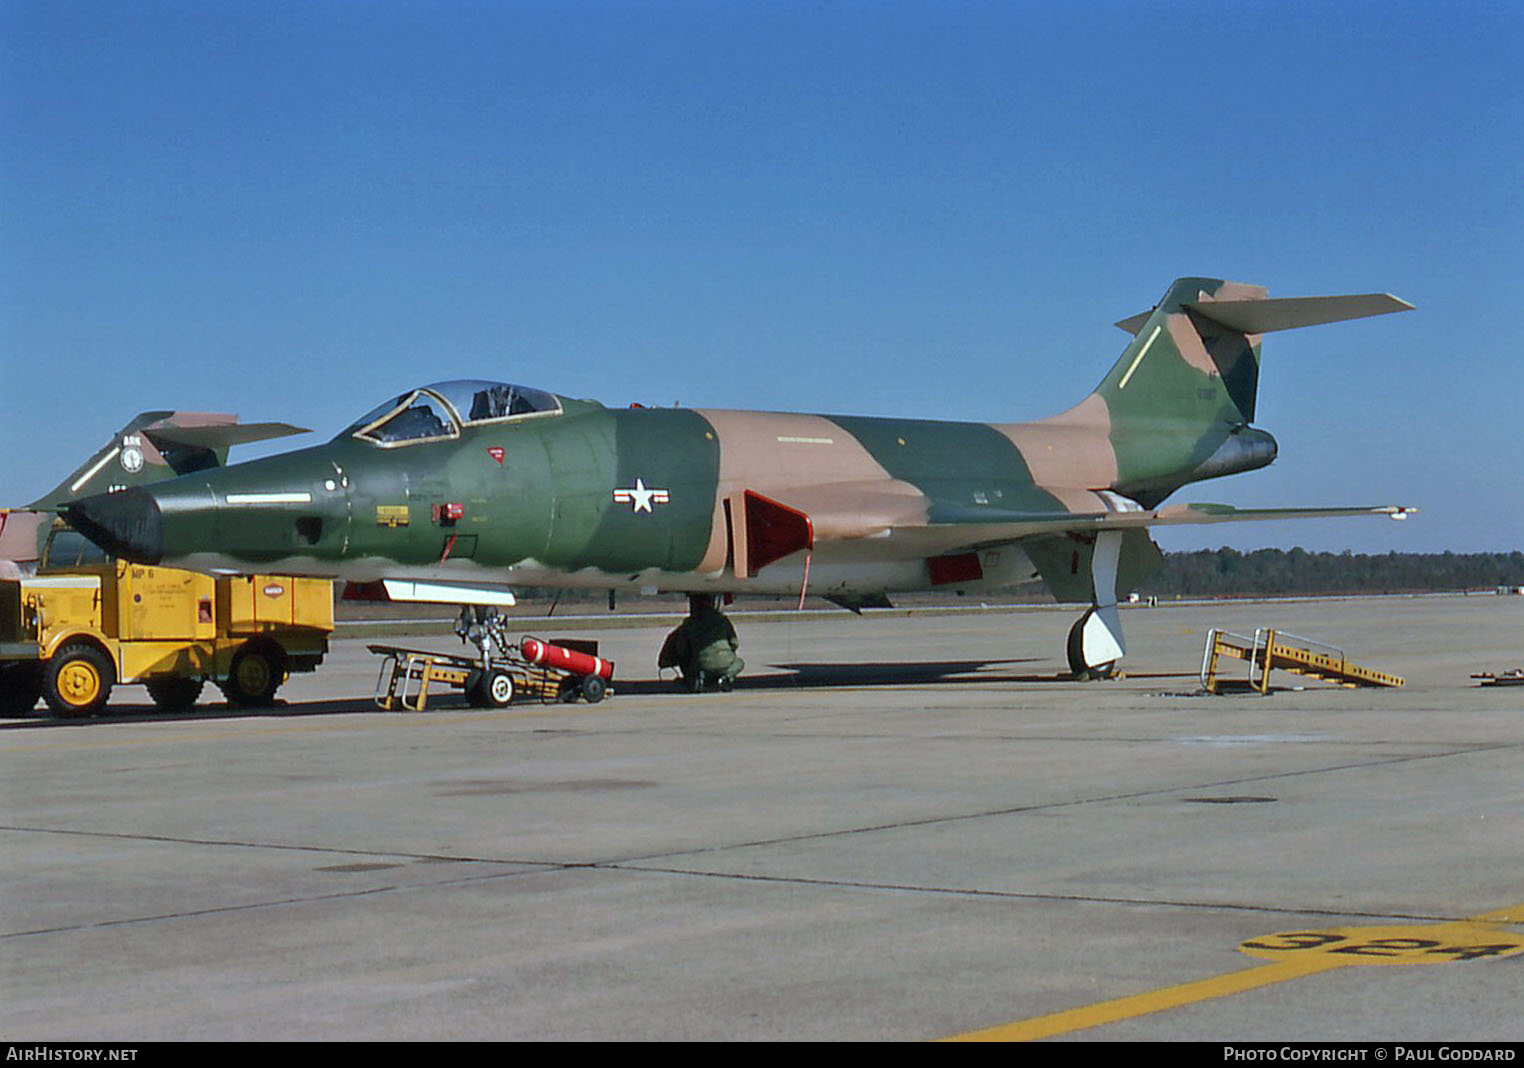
[1065,530,1127,680]
[1066,605,1124,680]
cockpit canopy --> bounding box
[342,380,562,445]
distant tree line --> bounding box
[1145,548,1524,598]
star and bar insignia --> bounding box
[612,478,670,514]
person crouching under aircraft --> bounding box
[659,594,744,692]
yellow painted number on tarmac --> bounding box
[1241,923,1524,965]
[946,904,1524,1041]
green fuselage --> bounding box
[127,399,1089,593]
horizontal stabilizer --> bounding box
[1185,293,1413,334]
[144,422,310,450]
[1116,292,1413,335]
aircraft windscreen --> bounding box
[343,381,562,445]
[349,390,460,445]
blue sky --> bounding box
[2,0,1519,553]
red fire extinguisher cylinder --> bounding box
[521,637,614,680]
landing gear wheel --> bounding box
[221,643,285,707]
[44,643,114,717]
[1066,610,1119,680]
[146,676,204,712]
[1,663,43,714]
[579,675,607,704]
[475,668,514,708]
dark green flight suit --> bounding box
[658,602,744,690]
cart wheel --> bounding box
[480,668,514,708]
[44,643,115,718]
[580,675,607,704]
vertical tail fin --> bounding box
[1095,277,1411,503]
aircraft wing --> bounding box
[924,500,1414,536]
[737,482,1413,570]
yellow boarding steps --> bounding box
[1201,628,1404,695]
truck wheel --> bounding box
[44,643,115,718]
[221,642,285,707]
[1,663,42,714]
[146,676,204,712]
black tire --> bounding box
[221,642,285,707]
[146,676,204,712]
[0,663,42,714]
[580,675,607,704]
[43,643,115,718]
[1065,612,1117,680]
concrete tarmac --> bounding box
[3,594,1523,1041]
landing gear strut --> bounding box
[1066,530,1126,680]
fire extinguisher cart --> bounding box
[370,610,615,711]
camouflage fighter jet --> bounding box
[1,411,307,577]
[64,278,1413,676]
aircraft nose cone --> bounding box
[65,488,164,564]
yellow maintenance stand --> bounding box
[0,524,332,716]
[1201,627,1404,695]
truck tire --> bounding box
[221,642,285,707]
[43,643,115,718]
[1,663,42,714]
[146,676,204,712]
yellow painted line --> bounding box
[942,901,1524,1042]
[1116,325,1162,390]
[944,954,1341,1042]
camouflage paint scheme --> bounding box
[65,278,1413,672]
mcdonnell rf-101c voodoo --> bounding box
[65,277,1414,677]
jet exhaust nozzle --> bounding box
[1194,426,1278,482]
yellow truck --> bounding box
[0,525,332,716]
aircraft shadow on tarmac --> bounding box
[4,659,1206,726]
[2,697,381,728]
[612,657,1192,693]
